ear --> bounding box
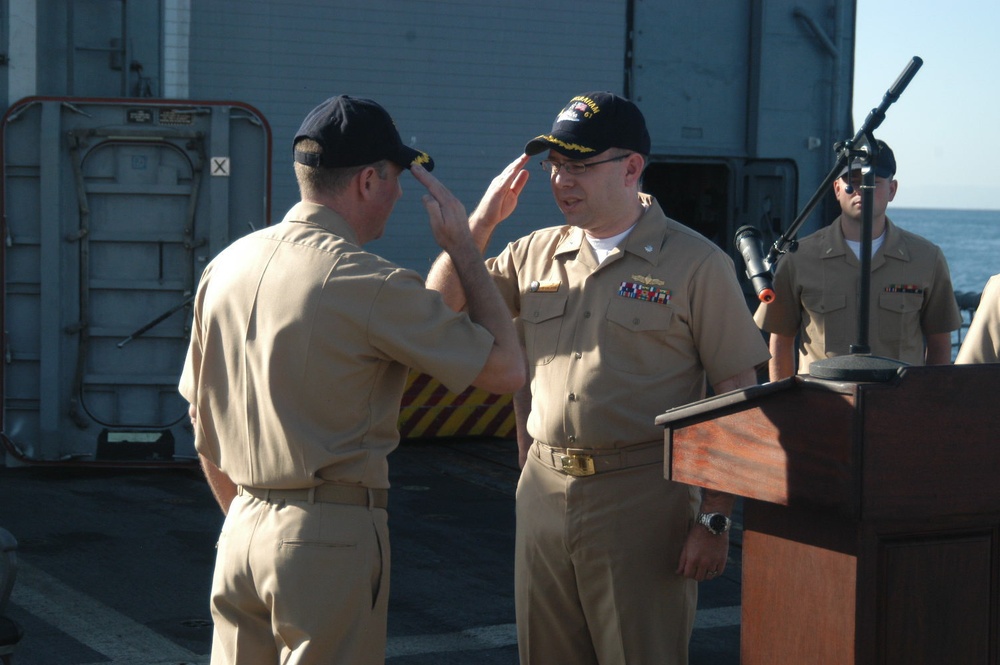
[624,153,646,186]
[355,166,379,201]
[887,178,898,202]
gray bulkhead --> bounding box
[1,99,270,464]
[1,0,855,463]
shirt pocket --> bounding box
[604,297,675,375]
[521,293,568,365]
[802,291,848,346]
[877,291,923,342]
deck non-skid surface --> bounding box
[0,438,740,664]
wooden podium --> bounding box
[656,365,1000,665]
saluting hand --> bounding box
[470,153,531,229]
[411,163,473,253]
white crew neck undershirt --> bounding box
[845,231,886,259]
[587,224,636,263]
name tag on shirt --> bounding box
[529,280,561,293]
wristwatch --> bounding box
[697,512,732,535]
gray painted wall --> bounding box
[185,0,630,274]
[3,0,856,273]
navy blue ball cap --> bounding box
[524,91,651,159]
[838,139,896,179]
[293,95,433,171]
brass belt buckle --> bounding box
[560,453,595,477]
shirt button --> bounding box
[568,435,577,443]
[583,311,591,318]
[568,393,577,401]
[575,352,582,359]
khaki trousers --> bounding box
[209,492,390,665]
[515,450,699,665]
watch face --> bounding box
[708,514,728,532]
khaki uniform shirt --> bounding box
[487,195,769,450]
[956,274,1000,364]
[754,217,961,371]
[179,202,493,489]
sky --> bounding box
[853,1,1000,210]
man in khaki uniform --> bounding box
[956,274,1000,364]
[755,140,961,379]
[428,92,769,664]
[179,95,524,665]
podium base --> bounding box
[808,354,907,382]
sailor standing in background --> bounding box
[754,140,962,379]
[956,274,1000,363]
[179,95,524,665]
[427,91,770,664]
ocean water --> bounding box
[887,207,1000,355]
[888,207,1000,296]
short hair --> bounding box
[293,138,389,198]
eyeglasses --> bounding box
[539,154,630,176]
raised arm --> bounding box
[426,154,530,311]
[412,163,525,394]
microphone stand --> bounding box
[771,56,924,382]
[765,56,922,271]
[853,157,875,356]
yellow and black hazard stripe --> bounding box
[397,371,515,439]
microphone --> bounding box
[734,225,775,303]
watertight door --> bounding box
[1,97,271,464]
